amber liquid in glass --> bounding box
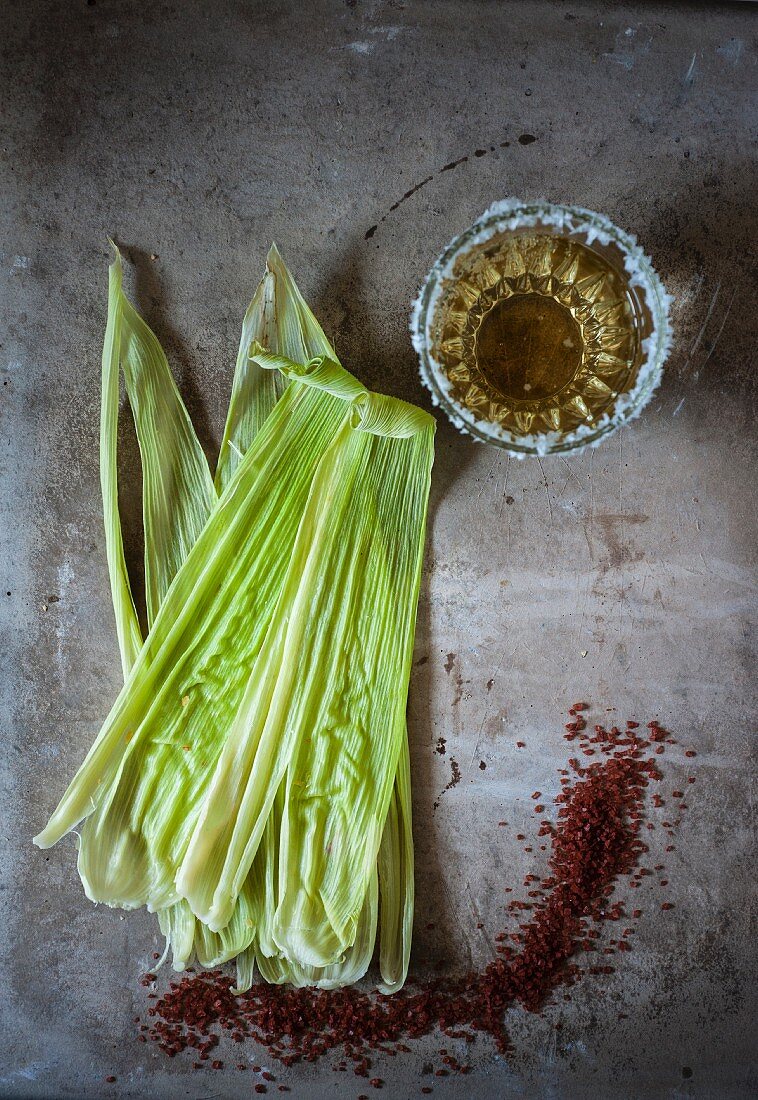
[431,233,641,438]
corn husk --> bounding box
[35,246,432,992]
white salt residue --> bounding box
[12,255,30,270]
[604,51,635,70]
[0,1063,49,1083]
[369,25,403,40]
[683,52,697,85]
[563,1040,588,1055]
[347,41,372,54]
[602,25,650,70]
[55,554,75,681]
[716,38,744,66]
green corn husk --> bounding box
[35,246,432,993]
[142,248,416,990]
[156,243,344,973]
[215,243,335,494]
[176,351,433,962]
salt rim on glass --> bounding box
[410,200,673,457]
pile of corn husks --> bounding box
[35,245,435,993]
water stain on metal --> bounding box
[595,513,649,570]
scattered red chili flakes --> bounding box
[516,741,526,748]
[685,750,697,758]
[142,707,678,1079]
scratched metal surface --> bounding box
[1,1,756,1098]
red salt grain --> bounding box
[105,1077,116,1084]
[141,706,673,1073]
[255,1086,267,1095]
[516,741,526,748]
[661,902,675,911]
[685,750,697,758]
